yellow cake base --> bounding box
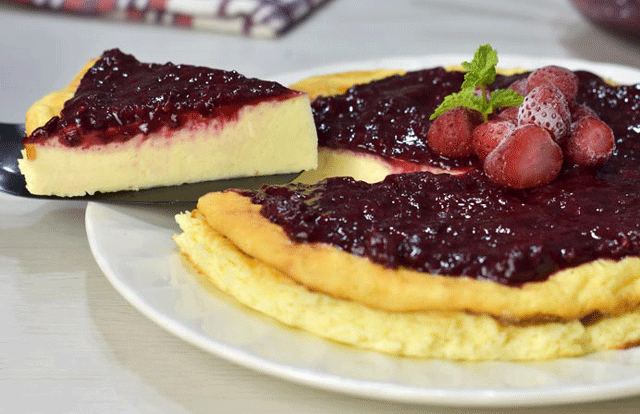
[174,211,640,361]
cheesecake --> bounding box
[174,61,640,361]
[19,49,318,196]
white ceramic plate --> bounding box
[86,56,640,407]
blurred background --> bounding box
[1,0,639,123]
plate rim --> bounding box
[85,202,640,407]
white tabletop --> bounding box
[3,0,640,412]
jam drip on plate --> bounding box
[242,70,640,286]
[25,49,299,148]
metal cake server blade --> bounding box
[0,122,299,204]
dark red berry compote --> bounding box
[239,68,640,286]
[311,68,523,170]
[312,68,468,170]
[24,49,300,148]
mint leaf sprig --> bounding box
[430,44,523,122]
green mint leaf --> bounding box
[430,93,462,120]
[488,88,524,109]
[430,44,523,122]
[429,89,482,120]
[460,44,498,90]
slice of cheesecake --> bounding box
[19,49,318,197]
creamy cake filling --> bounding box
[19,49,318,196]
[20,96,316,196]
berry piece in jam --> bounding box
[564,117,615,168]
[517,85,571,143]
[483,125,563,189]
[426,107,481,159]
[526,65,579,103]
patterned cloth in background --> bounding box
[6,0,333,37]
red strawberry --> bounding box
[472,119,516,161]
[526,65,579,103]
[570,103,600,122]
[427,107,481,159]
[518,85,571,143]
[508,77,528,96]
[484,125,563,189]
[564,117,615,168]
[496,106,519,122]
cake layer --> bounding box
[296,147,468,184]
[19,49,318,196]
[296,148,404,184]
[194,189,640,321]
[174,210,640,361]
[19,95,317,196]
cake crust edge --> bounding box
[174,209,640,361]
[195,190,640,322]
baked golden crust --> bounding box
[289,69,406,100]
[25,58,97,136]
[195,190,640,322]
[174,210,640,360]
[24,58,97,162]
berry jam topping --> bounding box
[240,69,640,286]
[25,49,299,148]
[311,68,471,170]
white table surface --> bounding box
[3,0,640,412]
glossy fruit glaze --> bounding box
[24,49,299,147]
[311,67,474,170]
[241,69,640,286]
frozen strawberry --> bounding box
[526,65,579,103]
[564,117,615,168]
[427,107,481,159]
[472,119,516,161]
[570,103,600,122]
[518,85,571,143]
[484,125,563,189]
[508,77,528,96]
[496,106,519,122]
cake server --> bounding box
[0,122,299,204]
